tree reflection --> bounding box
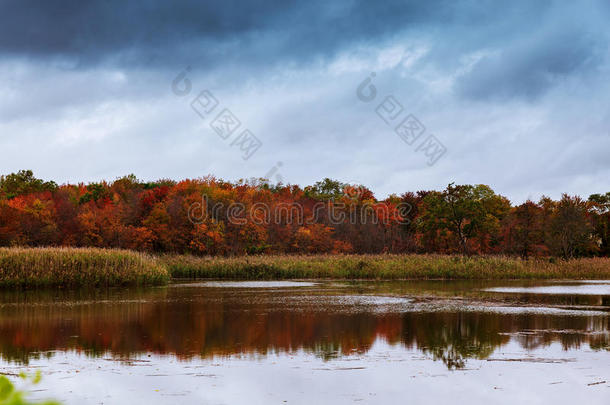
[0,287,607,369]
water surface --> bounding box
[0,280,608,404]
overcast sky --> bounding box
[0,0,609,202]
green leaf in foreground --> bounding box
[0,372,60,405]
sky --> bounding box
[0,0,609,202]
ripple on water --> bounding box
[171,281,319,288]
[483,282,610,296]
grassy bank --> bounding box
[0,247,169,287]
[163,254,610,280]
[1,248,609,286]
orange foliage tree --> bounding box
[0,171,606,258]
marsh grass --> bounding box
[163,254,610,280]
[1,248,608,287]
[0,247,169,287]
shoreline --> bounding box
[162,253,610,281]
[1,247,610,287]
[0,247,168,287]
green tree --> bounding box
[420,184,510,255]
[0,170,57,199]
[588,192,610,255]
[304,178,346,201]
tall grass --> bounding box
[0,247,169,287]
[163,253,610,280]
[1,248,608,286]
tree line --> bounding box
[0,170,608,258]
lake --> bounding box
[0,280,609,404]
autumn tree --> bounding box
[548,194,596,259]
[502,201,545,259]
[0,169,608,259]
[394,191,425,252]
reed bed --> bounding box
[1,248,609,287]
[0,247,169,287]
[163,254,610,280]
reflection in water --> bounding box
[485,283,610,296]
[0,282,608,369]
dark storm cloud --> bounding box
[0,0,544,69]
[0,0,419,65]
[456,28,604,101]
[2,0,590,102]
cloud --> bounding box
[0,0,609,203]
[0,0,529,69]
[456,28,603,101]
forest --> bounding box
[0,170,608,259]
